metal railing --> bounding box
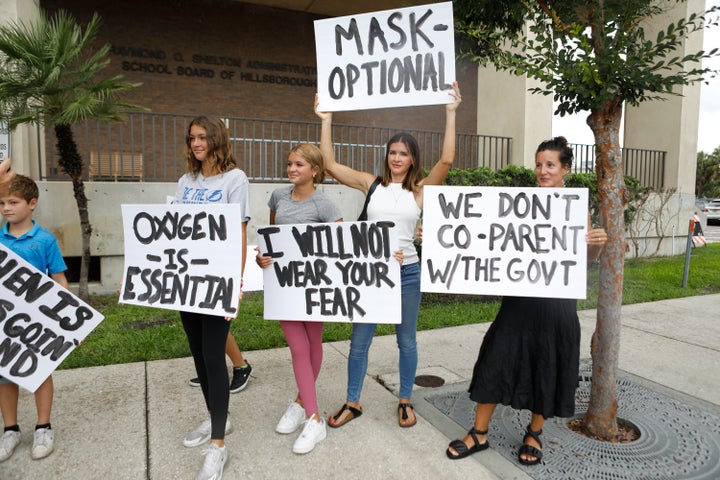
[571,143,666,188]
[39,114,666,188]
[40,112,512,182]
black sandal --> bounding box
[518,425,543,466]
[446,428,490,460]
[398,403,417,428]
[328,403,362,428]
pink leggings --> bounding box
[280,320,324,416]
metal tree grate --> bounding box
[425,363,720,479]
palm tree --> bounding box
[0,10,146,300]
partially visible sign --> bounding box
[0,119,9,162]
[0,243,104,392]
[314,1,456,112]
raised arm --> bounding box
[315,94,376,194]
[421,82,462,187]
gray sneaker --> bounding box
[31,427,54,460]
[183,415,232,448]
[195,443,227,480]
[0,430,21,462]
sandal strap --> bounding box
[332,403,362,421]
[524,425,543,448]
[398,403,414,421]
[468,427,488,448]
[518,443,543,459]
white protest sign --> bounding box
[421,186,589,299]
[314,1,456,112]
[0,244,104,392]
[120,204,244,317]
[256,221,401,323]
[0,119,9,161]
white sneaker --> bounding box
[195,443,227,480]
[184,415,233,448]
[275,400,306,434]
[292,417,327,454]
[0,430,21,462]
[31,427,54,459]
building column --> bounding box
[0,0,41,178]
[475,59,552,169]
[623,0,705,194]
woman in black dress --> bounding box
[446,136,607,466]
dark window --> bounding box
[63,256,101,283]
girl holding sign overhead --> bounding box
[315,81,462,429]
[173,115,250,480]
[445,137,607,466]
[256,143,342,454]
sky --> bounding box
[551,0,720,154]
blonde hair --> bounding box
[290,143,326,184]
[184,116,237,177]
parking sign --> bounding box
[0,119,9,161]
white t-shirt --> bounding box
[174,168,251,222]
[366,182,421,265]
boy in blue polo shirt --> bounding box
[0,174,69,462]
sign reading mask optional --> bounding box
[421,186,589,299]
[314,1,455,112]
[120,204,244,317]
[256,221,401,323]
[0,244,104,392]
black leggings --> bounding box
[180,311,231,440]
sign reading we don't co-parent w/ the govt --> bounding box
[314,1,455,112]
[0,244,104,392]
[120,204,244,317]
[256,221,401,324]
[421,186,590,299]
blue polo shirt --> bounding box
[0,220,67,275]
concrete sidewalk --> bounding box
[4,294,719,480]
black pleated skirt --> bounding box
[468,296,581,418]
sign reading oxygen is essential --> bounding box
[0,243,104,392]
[314,1,456,112]
[421,186,589,299]
[120,204,244,317]
[256,221,401,323]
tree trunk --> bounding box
[54,123,91,301]
[582,97,625,440]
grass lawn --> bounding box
[61,242,720,369]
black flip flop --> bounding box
[328,403,362,428]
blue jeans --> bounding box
[346,262,422,401]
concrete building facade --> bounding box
[0,0,706,292]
